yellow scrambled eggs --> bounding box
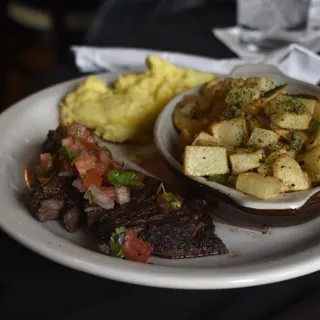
[60,54,217,143]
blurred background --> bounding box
[1,0,101,108]
[1,0,235,110]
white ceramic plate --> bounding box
[2,70,320,290]
[155,64,320,210]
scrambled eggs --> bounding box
[60,54,217,143]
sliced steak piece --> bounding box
[61,187,84,233]
[41,130,59,154]
[97,179,228,258]
[28,174,71,222]
[28,174,84,230]
[141,214,228,259]
[84,202,107,231]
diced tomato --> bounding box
[40,153,53,171]
[99,150,111,164]
[121,230,152,263]
[63,160,78,175]
[74,152,96,177]
[94,161,108,176]
[100,186,117,201]
[61,137,73,148]
[81,140,99,152]
[68,122,92,141]
[83,169,103,188]
[99,151,121,171]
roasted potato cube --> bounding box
[228,175,237,187]
[297,146,320,182]
[243,84,287,115]
[313,99,320,122]
[247,127,279,148]
[226,77,275,107]
[275,129,291,141]
[273,154,311,191]
[192,131,220,147]
[229,148,263,174]
[246,116,261,133]
[257,163,270,176]
[236,173,281,200]
[265,94,315,130]
[172,112,204,136]
[209,116,248,147]
[183,146,229,176]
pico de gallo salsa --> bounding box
[35,122,183,263]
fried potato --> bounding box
[229,148,263,175]
[209,116,249,147]
[247,127,279,148]
[297,146,320,182]
[183,146,229,176]
[265,94,315,130]
[236,173,282,200]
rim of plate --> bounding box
[1,71,320,290]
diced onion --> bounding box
[85,185,115,209]
[115,186,130,205]
[72,179,86,192]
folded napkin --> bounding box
[72,44,320,85]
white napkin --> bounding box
[72,45,320,85]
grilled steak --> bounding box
[28,174,84,232]
[97,180,228,259]
[28,175,70,222]
[60,187,85,233]
[42,130,59,155]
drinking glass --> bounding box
[237,0,311,52]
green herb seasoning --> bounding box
[156,183,181,208]
[58,147,75,162]
[73,131,80,141]
[308,119,320,136]
[207,174,228,185]
[107,169,143,188]
[109,226,127,258]
[85,189,94,204]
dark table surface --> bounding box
[2,2,320,319]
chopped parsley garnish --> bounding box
[109,226,127,258]
[85,189,94,204]
[207,174,228,185]
[58,147,75,162]
[107,169,143,188]
[156,183,181,209]
[73,131,80,141]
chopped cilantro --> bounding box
[85,189,94,204]
[73,131,80,141]
[109,226,127,258]
[107,169,143,188]
[156,183,181,209]
[207,174,228,185]
[58,147,75,162]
